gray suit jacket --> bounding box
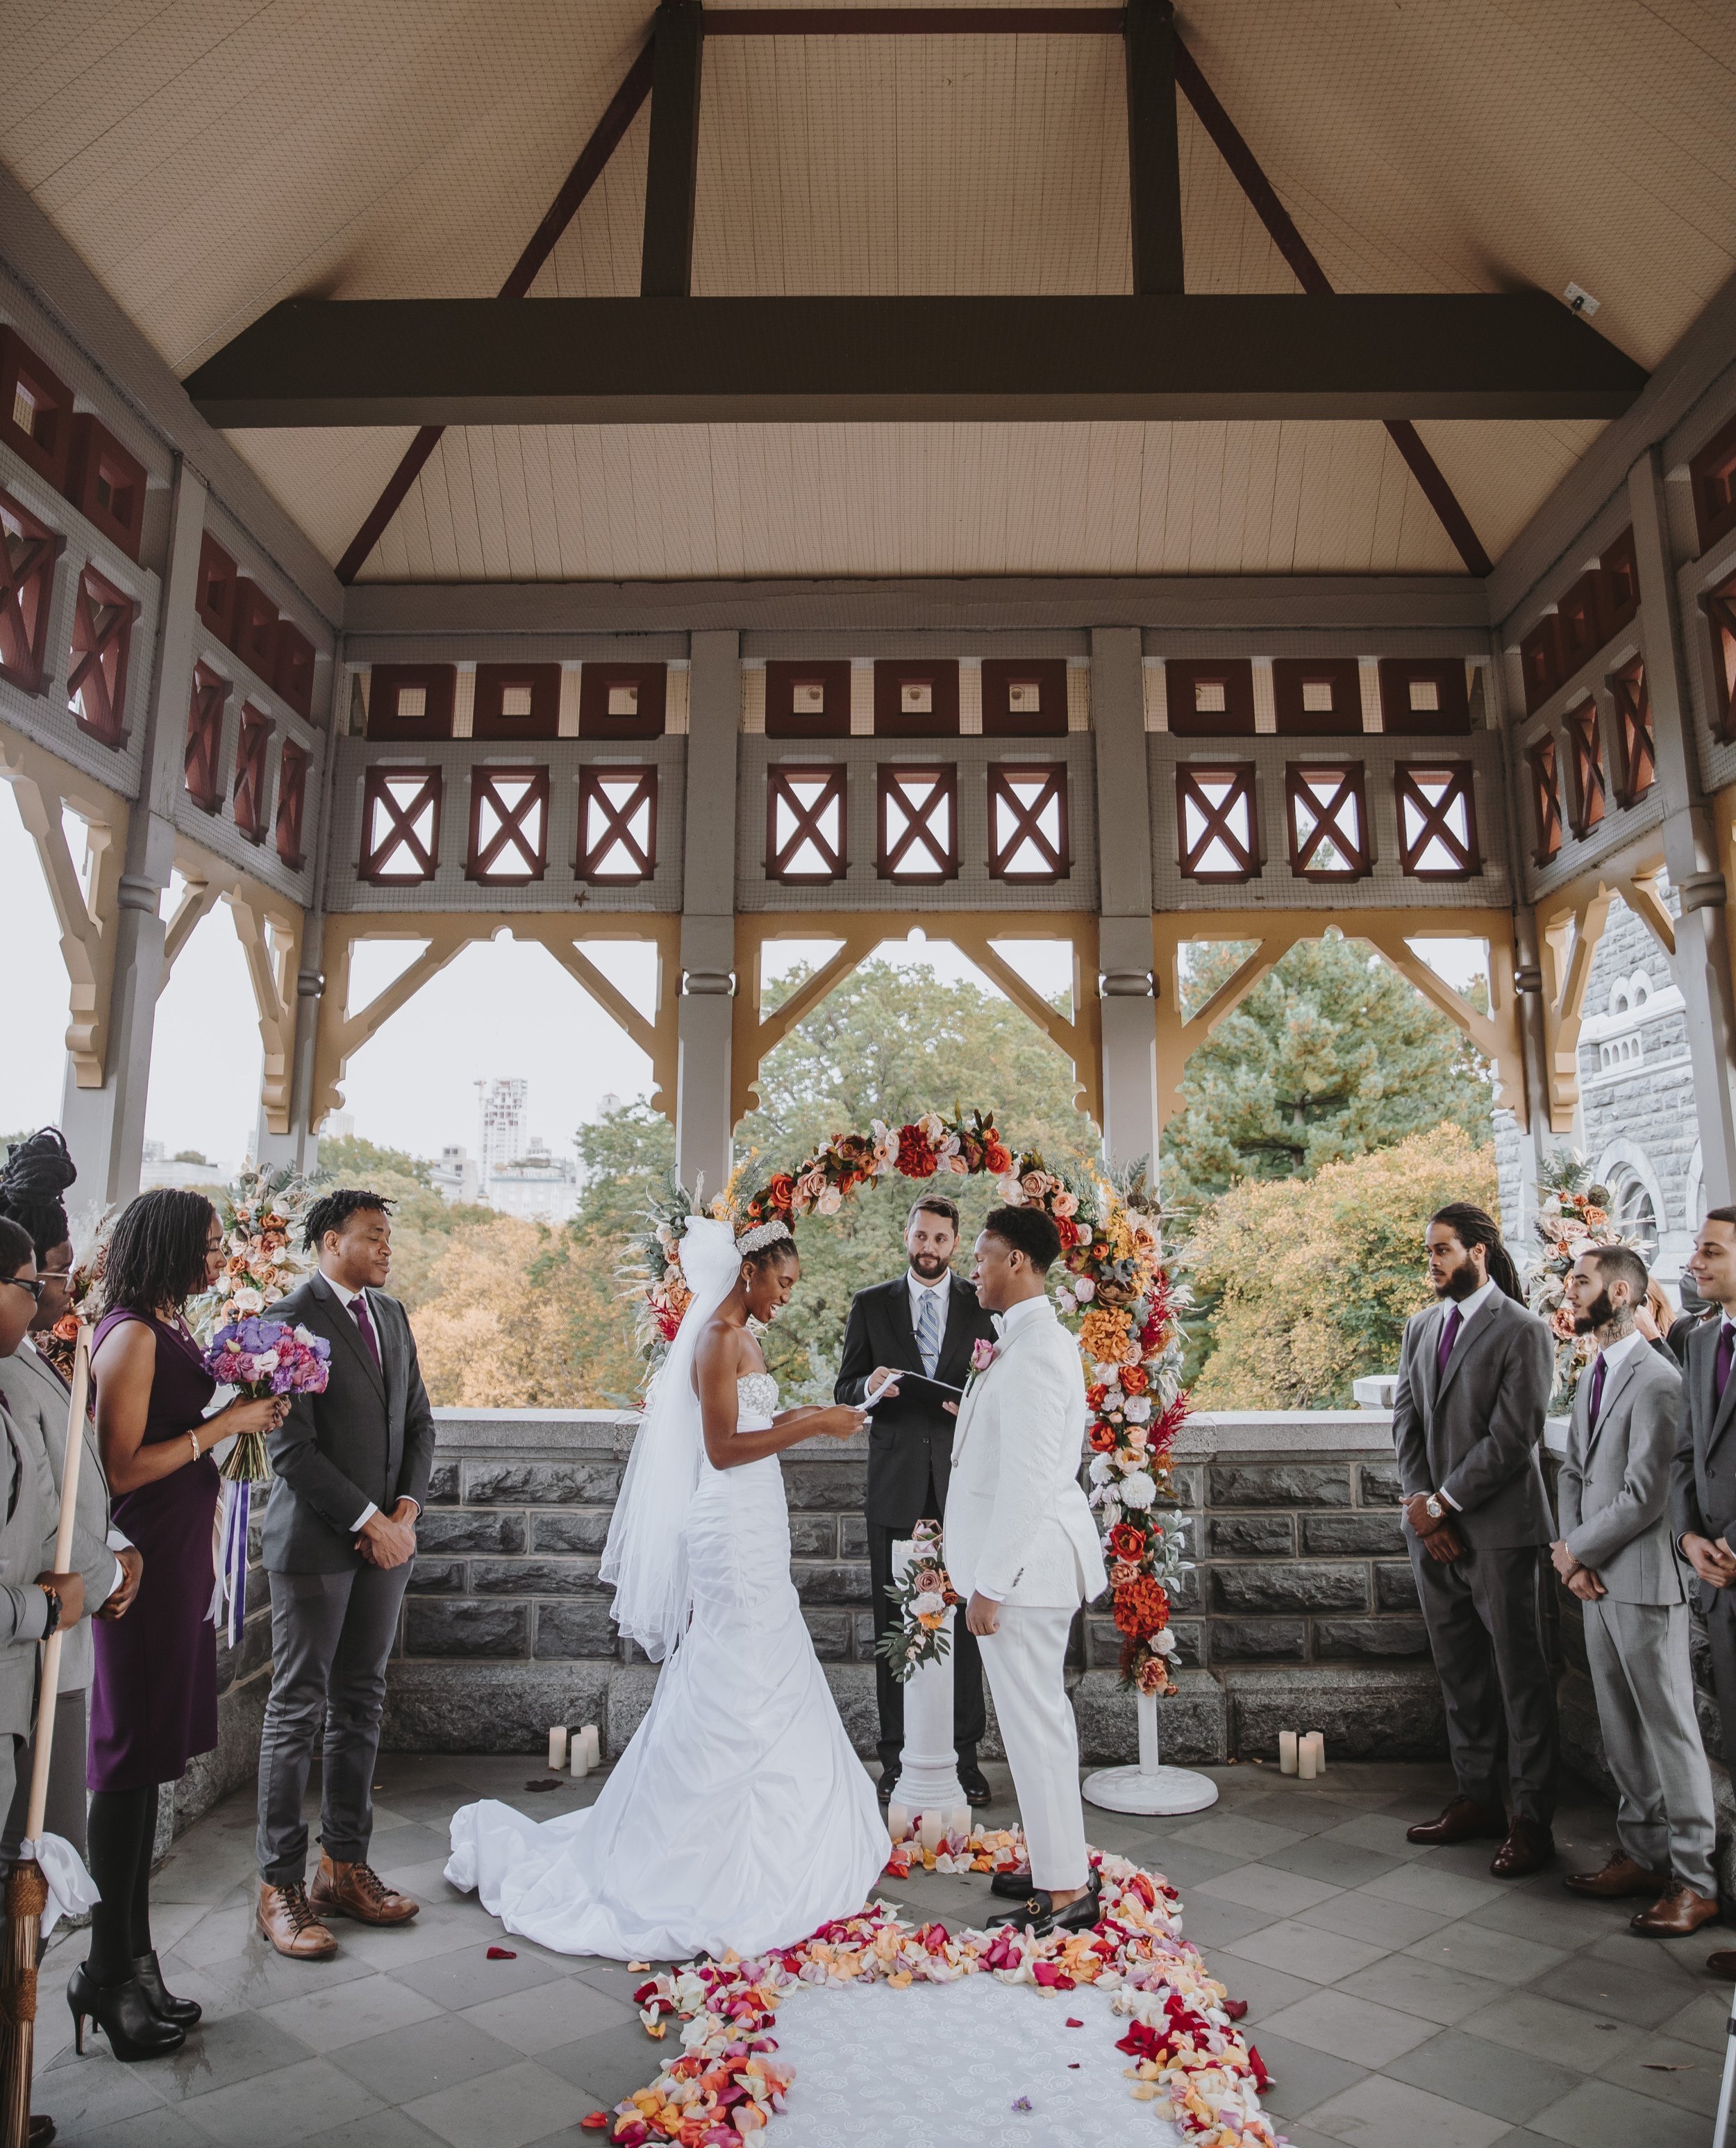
[0,1401,54,1742]
[1669,1316,1736,1609]
[262,1272,437,1574]
[1391,1290,1555,1547]
[1558,1340,1685,1604]
[0,1342,119,1692]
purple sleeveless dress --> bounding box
[88,1310,219,1792]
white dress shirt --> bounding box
[1591,1325,1649,1387]
[324,1278,417,1534]
[1433,1276,1501,1511]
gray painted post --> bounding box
[1091,627,1160,1174]
[676,629,740,1197]
[1628,448,1736,1210]
[59,463,208,1206]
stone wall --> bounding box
[382,1406,1444,1769]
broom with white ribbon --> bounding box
[0,1324,94,2147]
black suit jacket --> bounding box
[1671,1314,1736,1608]
[836,1272,996,1530]
[262,1272,437,1573]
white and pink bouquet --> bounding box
[201,1317,331,1483]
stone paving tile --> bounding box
[1237,2029,1368,2124]
[1259,1987,1439,2067]
[1654,1987,1734,2051]
[387,1943,573,2011]
[73,2108,204,2148]
[331,2013,527,2103]
[540,2016,685,2108]
[1305,2072,1514,2147]
[1592,2026,1722,2117]
[258,1970,448,2051]
[1228,1792,1375,1837]
[1526,1951,1697,2029]
[179,2055,387,2147]
[403,2057,586,2148]
[1454,1990,1644,2074]
[1331,1953,1507,2026]
[1221,1917,1389,1984]
[1196,1862,1343,1916]
[287,2117,451,2148]
[1260,1835,1406,1889]
[1170,1813,1307,1859]
[1384,2026,1584,2124]
[1526,2077,1691,2147]
[1294,1887,1452,1950]
[1129,1840,1241,1888]
[1358,1862,1509,1917]
[1174,1893,1276,1949]
[1203,1953,1322,2022]
[1399,1917,1567,1985]
[1313,1812,1434,1861]
[1462,1882,1632,1951]
[458,1976,640,2055]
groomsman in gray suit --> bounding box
[1392,1204,1559,1876]
[1555,1244,1719,1937]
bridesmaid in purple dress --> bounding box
[72,1190,285,2063]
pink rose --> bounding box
[1052,1190,1078,1217]
[971,1339,999,1374]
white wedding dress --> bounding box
[447,1373,889,1961]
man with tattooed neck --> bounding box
[1555,1244,1719,1938]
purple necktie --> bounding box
[1587,1352,1606,1427]
[1718,1322,1735,1405]
[351,1292,381,1373]
[1435,1305,1462,1378]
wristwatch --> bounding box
[1424,1495,1444,1522]
[38,1586,60,1638]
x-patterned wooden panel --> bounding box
[1608,657,1655,808]
[1176,763,1260,883]
[1395,762,1480,879]
[766,765,847,883]
[231,703,274,842]
[66,563,140,750]
[987,763,1069,883]
[577,765,659,883]
[465,765,551,883]
[359,765,443,883]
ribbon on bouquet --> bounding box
[211,1479,251,1647]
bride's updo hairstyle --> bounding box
[736,1219,797,1272]
[983,1201,1062,1274]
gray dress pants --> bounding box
[1583,1595,1717,1897]
[1410,1535,1558,1824]
[256,1563,411,1885]
[1,1688,88,1861]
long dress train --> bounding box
[447,1374,888,1960]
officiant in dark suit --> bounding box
[255,1189,436,1960]
[836,1194,996,1804]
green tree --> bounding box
[1161,933,1492,1214]
[317,1131,494,1311]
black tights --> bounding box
[84,1784,158,1986]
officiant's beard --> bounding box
[908,1249,951,1281]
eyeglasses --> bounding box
[1,1276,47,1304]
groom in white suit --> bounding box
[945,1204,1108,1933]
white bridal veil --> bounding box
[599,1215,740,1660]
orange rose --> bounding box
[1120,1365,1149,1395]
[1088,1423,1117,1452]
[983,1138,1013,1176]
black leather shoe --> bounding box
[985,1874,1100,1936]
[987,1889,1054,1933]
[28,2118,53,2146]
[876,1773,894,1806]
[133,1949,201,2027]
[959,1765,994,1809]
[990,1866,1034,1900]
[67,1966,186,2062]
[1051,1876,1103,1933]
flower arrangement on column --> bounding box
[1524,1147,1651,1412]
[626,1120,1193,1698]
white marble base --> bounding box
[1082,1761,1220,1816]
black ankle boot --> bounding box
[132,1950,201,2027]
[67,1964,186,2061]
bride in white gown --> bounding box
[447,1215,890,1961]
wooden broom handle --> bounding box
[23,1324,90,1847]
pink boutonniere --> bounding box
[969,1338,999,1379]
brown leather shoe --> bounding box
[256,1879,337,1959]
[1631,1888,1721,1938]
[1564,1854,1671,1899]
[1405,1797,1508,1847]
[1706,1950,1736,1975]
[1490,1817,1555,1878]
[308,1854,419,1926]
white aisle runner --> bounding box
[764,1974,1185,2148]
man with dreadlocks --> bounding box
[253,1188,436,1960]
[1392,1202,1560,1878]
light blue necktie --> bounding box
[915,1285,942,1379]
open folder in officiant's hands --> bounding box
[865,1368,965,1404]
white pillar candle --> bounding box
[946,1805,972,1845]
[580,1724,602,1769]
[1278,1731,1298,1776]
[1297,1738,1317,1781]
[918,1810,944,1851]
[888,1801,911,1845]
[548,1726,568,1773]
[1303,1731,1326,1774]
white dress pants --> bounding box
[978,1604,1087,1891]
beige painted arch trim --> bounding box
[1533,852,1671,1134]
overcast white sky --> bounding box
[1,792,1487,1172]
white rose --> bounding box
[911,1592,945,1619]
[996,1174,1024,1204]
[1153,1629,1177,1655]
[1098,1500,1121,1530]
[1074,1278,1096,1304]
[1119,1472,1156,1510]
[234,1288,265,1315]
[1088,1455,1113,1485]
[294,1324,318,1347]
[1124,1396,1151,1424]
[253,1349,279,1375]
[1054,1289,1078,1316]
[816,1186,844,1215]
[1094,1360,1121,1385]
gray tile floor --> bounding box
[26,1755,1736,2147]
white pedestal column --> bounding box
[887,1540,969,1846]
[1082,1688,1219,1816]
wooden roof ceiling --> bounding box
[4,0,1732,584]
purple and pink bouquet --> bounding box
[201,1318,331,1483]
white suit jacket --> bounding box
[944,1295,1108,1608]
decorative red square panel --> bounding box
[183,661,228,813]
[1690,415,1736,555]
[360,767,442,883]
[1519,615,1562,715]
[367,665,456,741]
[987,764,1069,882]
[1564,697,1605,838]
[1608,658,1655,807]
[578,663,666,740]
[766,765,847,883]
[1705,571,1736,741]
[63,415,147,563]
[232,703,274,842]
[874,660,960,738]
[877,765,959,881]
[474,663,560,740]
[195,533,237,646]
[273,622,316,720]
[1596,527,1639,642]
[980,659,1068,738]
[1377,659,1470,735]
[765,661,851,738]
[229,578,278,677]
[0,484,63,694]
[578,767,659,883]
[67,562,140,749]
[1396,763,1480,878]
[466,766,550,883]
[276,739,310,870]
[1177,764,1260,882]
[1165,659,1255,737]
[1272,658,1362,736]
[1527,735,1562,865]
[0,329,73,491]
[1285,762,1371,879]
[1556,572,1603,673]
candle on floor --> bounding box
[1297,1737,1317,1781]
[918,1810,943,1851]
[580,1723,602,1769]
[548,1726,568,1773]
[571,1741,590,1779]
[1278,1731,1299,1776]
[1303,1731,1326,1774]
[946,1804,971,1847]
